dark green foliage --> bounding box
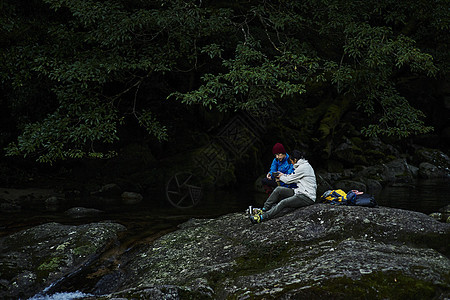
[1,0,448,162]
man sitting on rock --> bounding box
[261,142,296,193]
[251,149,317,224]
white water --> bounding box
[28,291,93,300]
[27,272,94,300]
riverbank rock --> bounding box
[91,183,122,198]
[64,207,105,219]
[121,191,143,205]
[104,205,450,299]
[0,222,125,299]
[0,188,60,213]
[429,204,450,223]
[419,162,448,179]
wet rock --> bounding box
[364,137,400,159]
[429,212,447,223]
[0,188,56,202]
[92,270,126,295]
[408,164,420,177]
[362,178,383,195]
[121,191,143,205]
[109,205,449,299]
[334,140,367,165]
[414,148,450,179]
[429,204,450,223]
[354,158,416,186]
[64,207,104,218]
[439,204,450,214]
[383,158,415,183]
[3,205,448,299]
[106,285,194,299]
[415,148,450,170]
[355,164,387,183]
[45,196,60,205]
[0,188,61,212]
[0,222,126,299]
[317,148,446,192]
[45,196,66,212]
[324,159,345,173]
[419,162,447,179]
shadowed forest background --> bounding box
[1,0,449,198]
[1,2,450,298]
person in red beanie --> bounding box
[251,149,317,224]
[261,143,296,192]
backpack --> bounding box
[320,189,348,205]
[320,189,378,208]
[346,190,378,207]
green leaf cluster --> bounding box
[2,0,234,161]
[1,0,448,162]
[173,0,445,139]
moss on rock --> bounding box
[111,205,449,299]
[286,271,441,299]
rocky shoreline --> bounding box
[2,144,449,216]
[0,143,449,299]
[1,204,449,299]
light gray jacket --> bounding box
[279,159,317,201]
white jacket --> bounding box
[279,159,317,201]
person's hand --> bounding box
[277,172,284,177]
[266,172,272,180]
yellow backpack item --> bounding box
[320,189,348,205]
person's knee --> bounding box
[270,187,280,197]
[273,186,284,193]
[277,198,289,209]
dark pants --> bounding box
[262,186,314,220]
[261,177,278,188]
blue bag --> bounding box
[347,191,378,207]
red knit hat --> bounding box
[272,143,286,154]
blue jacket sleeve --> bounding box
[287,163,294,174]
[269,158,278,173]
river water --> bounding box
[375,178,450,214]
[1,178,449,238]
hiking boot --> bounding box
[249,214,263,224]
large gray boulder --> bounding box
[415,148,450,178]
[419,162,448,179]
[0,222,126,299]
[2,205,448,299]
[106,205,449,299]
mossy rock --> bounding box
[414,148,450,170]
[114,205,450,299]
[289,271,441,299]
[0,222,126,299]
